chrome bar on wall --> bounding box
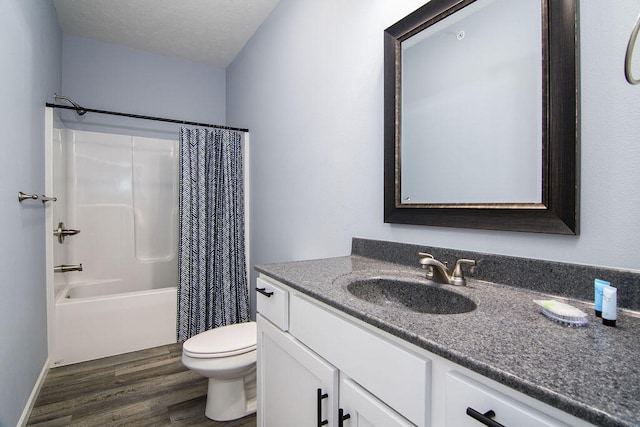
[18,191,57,203]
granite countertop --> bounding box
[255,254,640,427]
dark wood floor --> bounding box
[27,342,256,427]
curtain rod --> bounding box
[46,103,249,133]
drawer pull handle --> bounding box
[317,388,329,426]
[256,287,274,297]
[466,407,505,427]
[339,408,351,426]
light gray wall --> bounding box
[227,0,640,317]
[0,1,62,425]
[60,34,227,138]
[0,18,226,424]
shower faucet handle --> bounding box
[53,222,81,244]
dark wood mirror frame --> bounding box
[384,0,579,234]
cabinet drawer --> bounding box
[256,276,289,330]
[290,293,431,427]
[446,371,570,427]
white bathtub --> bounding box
[53,282,177,366]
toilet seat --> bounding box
[183,321,256,359]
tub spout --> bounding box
[54,264,83,273]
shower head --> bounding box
[54,93,87,116]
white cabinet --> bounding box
[256,274,594,427]
[289,293,431,426]
[256,276,416,427]
[257,314,338,427]
[257,314,411,427]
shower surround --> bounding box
[47,113,179,366]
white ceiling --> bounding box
[53,0,280,68]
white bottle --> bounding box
[602,285,617,327]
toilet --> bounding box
[181,321,257,421]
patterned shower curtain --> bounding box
[177,127,250,341]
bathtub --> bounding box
[53,282,177,366]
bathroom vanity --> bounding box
[255,239,640,427]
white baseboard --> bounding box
[17,358,50,427]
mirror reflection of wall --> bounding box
[400,0,542,205]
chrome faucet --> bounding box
[418,253,476,286]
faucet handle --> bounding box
[418,253,435,278]
[450,259,476,286]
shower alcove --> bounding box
[45,107,179,366]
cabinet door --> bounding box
[339,376,415,427]
[258,314,339,427]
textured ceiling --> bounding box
[53,0,280,68]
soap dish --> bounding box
[534,300,588,326]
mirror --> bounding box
[384,0,579,234]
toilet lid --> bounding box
[183,321,256,358]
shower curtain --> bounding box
[177,127,250,341]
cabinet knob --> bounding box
[466,407,505,427]
[339,408,351,427]
[317,388,329,426]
